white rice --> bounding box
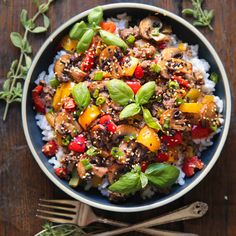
[98,177,110,197]
[35,114,55,141]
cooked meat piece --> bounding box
[119,26,140,39]
[108,191,126,202]
[92,166,108,178]
[133,39,156,58]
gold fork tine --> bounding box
[37,209,75,218]
[36,214,74,224]
[39,199,77,206]
[38,203,77,213]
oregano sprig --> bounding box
[0,0,54,121]
[182,0,214,30]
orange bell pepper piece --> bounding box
[79,105,101,130]
[179,103,203,113]
[136,126,160,152]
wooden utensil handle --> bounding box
[93,202,207,236]
[97,217,170,235]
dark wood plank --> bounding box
[0,0,235,235]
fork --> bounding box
[37,199,171,235]
[36,200,206,236]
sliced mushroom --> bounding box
[158,47,184,79]
[112,124,139,141]
[166,58,193,75]
[99,46,123,78]
[139,16,170,43]
[54,54,71,79]
[161,47,183,60]
[160,108,189,131]
[68,66,87,82]
[54,110,82,137]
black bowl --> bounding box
[22,3,231,212]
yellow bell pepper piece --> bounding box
[52,82,74,111]
[60,35,78,52]
[122,56,139,77]
[186,88,201,101]
[179,103,203,113]
[45,112,55,127]
[202,95,214,104]
[79,105,101,130]
[178,43,187,51]
[136,126,160,152]
[167,147,178,163]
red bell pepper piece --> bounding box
[158,42,167,50]
[126,81,141,94]
[32,85,46,114]
[100,21,116,33]
[172,75,191,88]
[161,132,182,147]
[99,115,117,133]
[68,135,86,153]
[156,152,169,162]
[191,125,211,139]
[55,167,67,179]
[134,66,144,79]
[182,156,204,177]
[80,39,99,72]
[42,140,58,157]
[141,162,148,172]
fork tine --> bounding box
[37,209,75,218]
[39,199,78,206]
[36,214,73,224]
[38,203,77,213]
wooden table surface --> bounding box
[0,0,235,235]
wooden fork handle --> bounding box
[94,202,207,236]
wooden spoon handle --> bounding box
[93,202,207,236]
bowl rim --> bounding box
[22,2,231,212]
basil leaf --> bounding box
[143,108,162,131]
[135,81,156,105]
[99,30,128,51]
[108,171,142,195]
[88,6,103,25]
[107,79,134,106]
[71,82,91,111]
[119,103,141,120]
[145,163,180,188]
[10,32,23,49]
[140,172,148,189]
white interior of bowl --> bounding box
[22,3,231,212]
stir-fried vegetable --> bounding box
[33,6,223,202]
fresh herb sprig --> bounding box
[182,0,214,30]
[39,222,106,236]
[0,0,54,120]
